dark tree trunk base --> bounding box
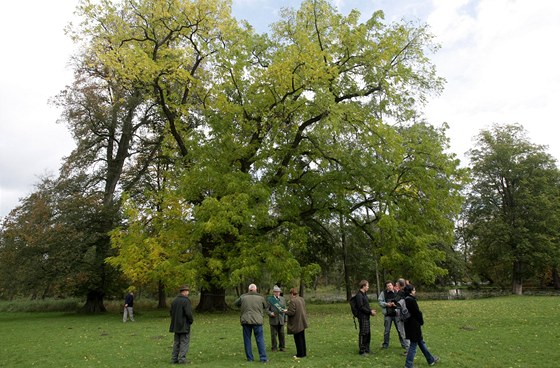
[196,287,229,312]
[81,290,106,313]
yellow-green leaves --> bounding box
[96,0,459,294]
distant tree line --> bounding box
[1,0,558,312]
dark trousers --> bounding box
[358,316,371,354]
[293,330,306,357]
[270,324,285,350]
[171,333,190,363]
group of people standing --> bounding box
[357,278,439,367]
[166,283,308,364]
[234,284,308,363]
[165,280,437,366]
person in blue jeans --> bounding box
[403,284,440,367]
[378,281,407,350]
[234,284,268,362]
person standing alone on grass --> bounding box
[169,285,194,364]
[286,287,309,359]
[234,284,268,363]
[356,280,376,356]
[123,290,135,322]
[403,284,439,368]
[378,281,408,351]
[267,285,287,352]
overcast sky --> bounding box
[1,0,559,219]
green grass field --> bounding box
[1,295,559,367]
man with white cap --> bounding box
[267,285,287,352]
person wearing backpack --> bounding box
[355,280,377,356]
[378,281,408,351]
[394,278,410,353]
[403,284,440,367]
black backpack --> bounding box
[349,294,359,318]
[349,293,363,329]
[395,297,411,322]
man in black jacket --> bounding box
[356,280,377,355]
[123,291,135,322]
[169,285,194,364]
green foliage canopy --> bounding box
[466,123,560,292]
[100,0,466,294]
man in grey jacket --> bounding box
[378,280,407,351]
[234,284,268,362]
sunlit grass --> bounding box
[1,295,559,367]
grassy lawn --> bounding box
[1,295,559,367]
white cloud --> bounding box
[424,0,560,163]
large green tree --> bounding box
[0,0,467,309]
[103,0,465,310]
[50,26,167,311]
[466,123,560,294]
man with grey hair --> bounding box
[234,284,268,362]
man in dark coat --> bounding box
[356,280,376,355]
[123,291,135,322]
[403,284,439,368]
[169,285,194,364]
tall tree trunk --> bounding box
[374,256,381,297]
[196,286,228,312]
[299,283,305,298]
[81,216,115,313]
[158,280,167,309]
[512,260,523,295]
[340,213,351,301]
[552,268,560,290]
